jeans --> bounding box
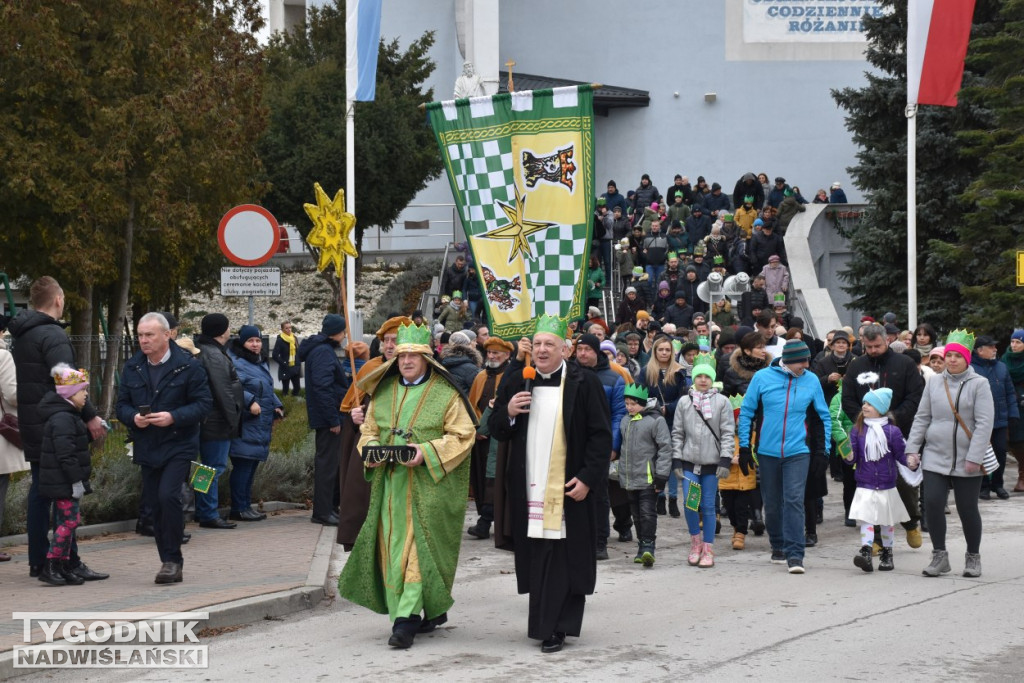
[758,453,809,561]
[141,458,191,565]
[644,265,666,300]
[627,487,658,544]
[229,457,260,513]
[28,463,80,569]
[195,439,230,522]
[682,469,719,543]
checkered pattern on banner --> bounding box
[526,223,588,316]
[446,139,514,233]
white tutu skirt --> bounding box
[849,487,910,527]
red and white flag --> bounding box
[907,0,976,106]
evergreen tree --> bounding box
[950,0,1024,337]
[831,0,995,332]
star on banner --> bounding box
[480,183,556,263]
[304,183,358,274]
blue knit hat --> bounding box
[1012,329,1024,343]
[864,388,893,415]
[780,339,810,364]
[238,325,261,343]
[321,314,346,336]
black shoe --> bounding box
[311,514,339,526]
[29,564,42,578]
[854,545,873,573]
[466,521,491,539]
[199,517,237,529]
[816,511,824,525]
[38,559,66,586]
[617,529,633,543]
[668,498,681,518]
[715,515,721,535]
[752,510,765,536]
[418,613,448,634]
[770,549,786,564]
[541,632,566,653]
[135,522,156,537]
[388,619,420,649]
[155,562,183,584]
[181,533,191,544]
[995,487,1010,500]
[60,561,85,586]
[879,547,894,571]
[805,533,818,548]
[656,497,667,516]
[844,517,856,527]
[595,547,609,561]
[229,509,265,522]
[70,562,109,581]
[979,489,992,500]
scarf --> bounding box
[689,386,718,419]
[1002,349,1024,384]
[863,417,889,462]
[278,331,297,365]
[914,342,934,355]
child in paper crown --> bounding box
[672,357,735,568]
[37,364,93,586]
[617,384,673,567]
[844,387,920,573]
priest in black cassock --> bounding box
[489,314,611,653]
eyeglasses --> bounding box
[362,445,417,466]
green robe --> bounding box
[337,371,476,620]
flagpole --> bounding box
[346,99,356,317]
[906,104,918,330]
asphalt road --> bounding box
[17,485,1024,682]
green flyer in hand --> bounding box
[190,461,216,494]
[685,478,702,512]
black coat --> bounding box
[195,335,244,442]
[116,342,213,468]
[841,350,925,437]
[732,173,765,211]
[488,362,611,597]
[271,336,302,381]
[812,352,854,404]
[38,392,91,499]
[748,230,788,272]
[440,344,482,396]
[298,334,349,430]
[8,310,97,462]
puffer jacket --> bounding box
[195,334,244,441]
[228,340,283,462]
[440,344,482,396]
[671,391,735,467]
[907,368,994,477]
[584,355,626,452]
[971,356,1019,429]
[848,421,908,490]
[8,310,97,461]
[616,408,672,490]
[298,334,348,430]
[38,392,91,499]
[632,182,659,214]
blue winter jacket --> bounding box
[738,363,831,458]
[971,356,1020,429]
[228,341,283,462]
[116,342,213,467]
[584,356,626,452]
[298,334,349,430]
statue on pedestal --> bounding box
[454,61,486,99]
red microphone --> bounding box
[522,366,536,393]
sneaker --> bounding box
[787,558,805,574]
[770,549,786,564]
[633,547,644,564]
[963,552,981,578]
[641,550,655,568]
[854,545,873,573]
[698,543,715,568]
[922,549,951,577]
[905,527,922,549]
[805,532,817,548]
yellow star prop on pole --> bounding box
[481,182,556,263]
[304,182,358,274]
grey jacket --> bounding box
[906,368,994,477]
[616,408,672,490]
[672,392,735,468]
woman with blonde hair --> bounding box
[639,335,690,516]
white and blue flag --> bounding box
[346,0,382,102]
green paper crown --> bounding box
[533,314,568,339]
[596,197,606,206]
[728,394,745,410]
[744,195,754,203]
[674,190,683,199]
[667,251,678,260]
[632,266,644,276]
[695,351,716,367]
[773,293,786,303]
[451,290,462,299]
[713,255,725,265]
[624,384,649,402]
[945,329,975,351]
[396,322,432,347]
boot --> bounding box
[633,543,645,564]
[668,497,681,518]
[639,540,655,568]
[60,560,85,586]
[732,531,746,550]
[617,528,633,543]
[963,552,982,578]
[38,558,66,586]
[922,549,951,577]
[687,534,703,566]
[715,514,722,535]
[751,509,765,536]
[854,545,873,573]
[879,547,894,571]
[698,542,715,568]
[466,519,491,539]
[656,497,667,516]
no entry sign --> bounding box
[218,205,281,267]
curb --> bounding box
[0,520,337,679]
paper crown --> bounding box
[451,290,463,299]
[773,293,786,304]
[744,195,754,203]
[623,384,649,402]
[533,314,568,339]
[694,351,716,367]
[53,366,90,386]
[667,251,678,260]
[697,337,711,352]
[945,329,975,351]
[632,266,644,276]
[713,255,725,265]
[395,322,432,348]
[728,394,745,410]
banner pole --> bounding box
[906,104,918,330]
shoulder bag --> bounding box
[943,379,998,475]
[0,400,22,450]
